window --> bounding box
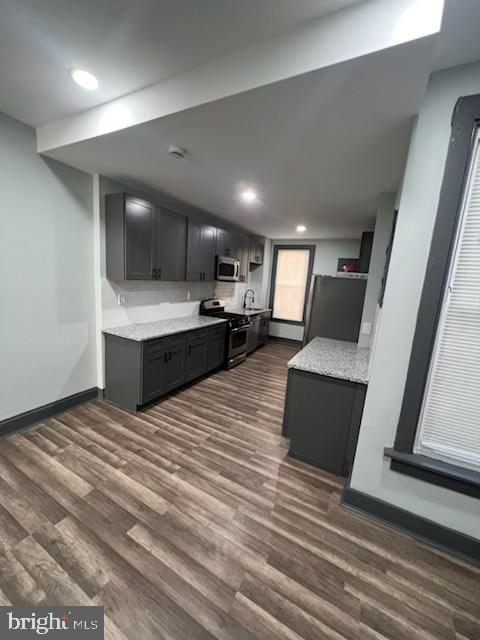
[269,246,314,324]
[414,133,480,471]
[386,94,480,498]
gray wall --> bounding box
[358,193,395,348]
[350,61,480,539]
[267,238,361,341]
[0,111,96,421]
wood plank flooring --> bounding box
[0,340,479,639]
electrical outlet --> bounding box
[117,294,127,305]
[187,291,191,301]
[361,322,372,335]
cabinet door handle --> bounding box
[157,267,161,279]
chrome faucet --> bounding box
[243,289,255,309]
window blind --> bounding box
[272,249,311,322]
[414,131,480,471]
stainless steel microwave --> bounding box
[216,256,240,282]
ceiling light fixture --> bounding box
[241,189,257,204]
[168,145,187,159]
[69,68,99,90]
[296,225,307,232]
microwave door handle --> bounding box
[235,261,240,279]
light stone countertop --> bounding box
[288,337,370,385]
[102,315,228,342]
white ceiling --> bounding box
[2,0,480,239]
[0,0,361,127]
[433,0,480,72]
[47,38,433,239]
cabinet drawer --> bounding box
[209,324,226,338]
[187,329,208,344]
[144,333,186,353]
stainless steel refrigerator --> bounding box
[303,275,367,346]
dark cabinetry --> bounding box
[105,323,226,412]
[258,311,270,346]
[237,234,250,282]
[207,324,227,371]
[106,193,187,281]
[283,369,366,476]
[216,229,236,258]
[155,208,187,280]
[185,329,208,382]
[247,316,260,354]
[106,193,265,284]
[187,222,217,281]
[142,335,186,404]
[249,238,264,265]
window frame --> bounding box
[269,244,315,326]
[385,94,480,499]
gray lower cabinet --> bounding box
[142,334,186,404]
[163,335,187,391]
[104,325,225,412]
[142,345,167,404]
[207,324,226,371]
[185,329,208,382]
[282,369,366,477]
[247,316,260,354]
[258,311,270,346]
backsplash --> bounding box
[102,278,251,328]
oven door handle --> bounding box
[230,324,251,333]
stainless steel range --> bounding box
[200,299,251,369]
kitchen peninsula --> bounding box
[283,337,369,476]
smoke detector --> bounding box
[168,145,186,159]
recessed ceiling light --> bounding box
[69,68,99,90]
[240,189,257,204]
[168,145,186,159]
[297,225,307,232]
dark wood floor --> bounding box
[0,340,479,639]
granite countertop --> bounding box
[227,307,272,317]
[288,337,370,385]
[102,316,227,342]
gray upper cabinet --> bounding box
[186,221,201,281]
[237,234,250,283]
[216,228,237,258]
[106,193,155,280]
[156,207,187,281]
[106,193,186,281]
[201,225,217,281]
[187,221,216,281]
[249,237,264,265]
